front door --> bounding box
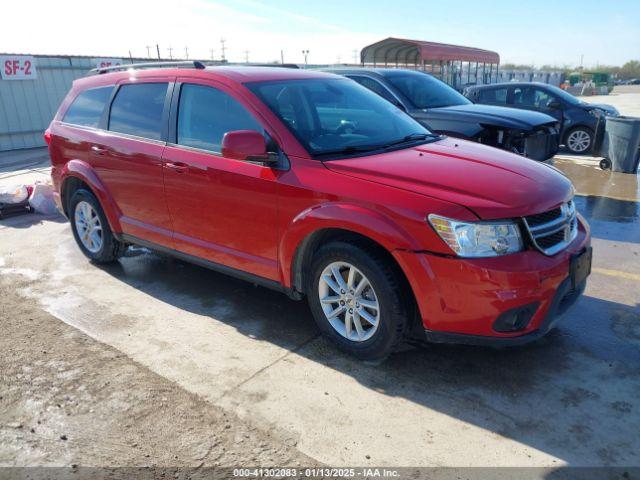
[510,85,563,123]
[162,80,279,281]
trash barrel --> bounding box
[602,116,640,173]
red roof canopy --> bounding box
[361,37,500,65]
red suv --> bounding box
[46,62,592,361]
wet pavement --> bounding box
[0,155,639,469]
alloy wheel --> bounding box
[567,130,591,153]
[74,201,103,253]
[318,261,380,342]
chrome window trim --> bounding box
[58,121,166,146]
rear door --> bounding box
[90,79,174,248]
[161,78,279,281]
[476,86,509,107]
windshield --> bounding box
[246,78,434,158]
[385,72,471,109]
[543,84,583,106]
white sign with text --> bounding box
[1,56,37,80]
[93,58,124,70]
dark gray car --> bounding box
[325,68,560,161]
[464,82,620,154]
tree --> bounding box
[618,60,640,80]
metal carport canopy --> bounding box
[361,37,500,65]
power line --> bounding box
[220,38,227,61]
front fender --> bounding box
[278,202,419,289]
[60,160,122,233]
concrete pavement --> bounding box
[1,156,638,469]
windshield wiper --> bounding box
[382,132,440,148]
[313,133,440,159]
[313,144,386,158]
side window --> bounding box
[533,89,556,109]
[478,87,507,104]
[348,76,397,104]
[62,86,113,127]
[109,83,168,140]
[177,84,262,153]
[513,86,536,107]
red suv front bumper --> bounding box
[394,216,591,346]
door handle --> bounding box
[164,161,189,173]
[90,145,107,155]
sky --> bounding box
[2,0,639,67]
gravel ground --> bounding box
[0,275,313,470]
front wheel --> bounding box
[565,127,594,154]
[306,241,410,361]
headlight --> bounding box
[428,215,523,257]
[588,109,602,119]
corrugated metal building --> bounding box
[0,55,114,151]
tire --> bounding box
[306,240,410,361]
[69,189,125,263]
[564,126,594,154]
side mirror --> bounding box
[548,101,561,110]
[221,130,277,164]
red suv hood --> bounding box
[324,137,573,220]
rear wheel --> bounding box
[306,241,409,361]
[565,127,593,154]
[69,189,124,263]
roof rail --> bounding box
[90,60,206,75]
[252,63,300,69]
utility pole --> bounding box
[220,38,227,61]
[129,50,133,63]
[337,55,341,64]
[352,49,358,64]
[302,49,309,65]
[145,45,151,58]
[244,50,249,63]
[156,44,161,60]
[210,49,215,61]
[580,54,584,70]
[185,47,189,60]
[168,47,173,59]
[280,50,284,64]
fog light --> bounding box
[493,303,540,333]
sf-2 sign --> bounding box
[93,58,124,70]
[1,56,37,80]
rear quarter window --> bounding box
[478,87,508,104]
[62,86,113,127]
